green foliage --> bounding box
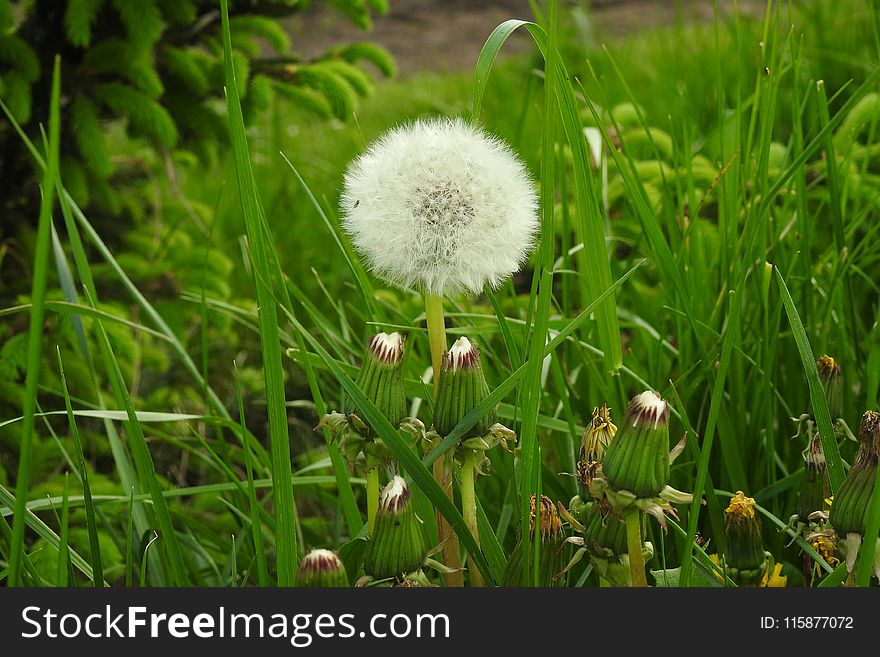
[64,0,105,47]
[3,0,879,589]
[1,0,395,220]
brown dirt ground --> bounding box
[285,0,761,75]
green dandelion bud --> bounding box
[830,411,879,536]
[797,435,829,523]
[319,332,406,471]
[346,332,407,436]
[722,491,769,586]
[830,410,880,578]
[816,355,843,421]
[502,495,566,587]
[576,404,617,501]
[602,391,670,498]
[583,501,628,560]
[295,549,349,588]
[581,500,650,587]
[363,476,430,580]
[433,337,493,438]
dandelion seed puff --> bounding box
[340,117,539,296]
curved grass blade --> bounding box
[774,267,845,491]
[473,18,622,374]
[220,0,297,582]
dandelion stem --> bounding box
[625,510,648,587]
[424,292,463,586]
[460,450,484,587]
[366,468,379,534]
[425,294,447,388]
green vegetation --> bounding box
[2,0,880,587]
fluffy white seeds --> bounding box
[340,117,539,296]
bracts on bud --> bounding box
[346,332,407,439]
[816,355,843,421]
[363,476,430,580]
[581,500,650,587]
[433,337,493,439]
[319,332,408,471]
[295,549,349,588]
[797,434,829,523]
[829,410,880,581]
[721,491,770,586]
[602,391,671,499]
[429,336,516,587]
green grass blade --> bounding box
[9,56,61,586]
[56,474,71,586]
[280,153,377,319]
[679,289,742,586]
[474,18,622,373]
[57,347,104,586]
[89,294,189,586]
[235,364,271,587]
[220,0,298,583]
[0,485,95,582]
[774,267,845,491]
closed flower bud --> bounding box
[797,435,829,523]
[602,391,670,498]
[347,332,407,435]
[816,355,843,420]
[502,495,566,587]
[581,500,649,587]
[830,411,879,537]
[363,476,430,580]
[582,501,628,560]
[320,332,406,470]
[295,549,349,588]
[433,337,493,438]
[830,410,880,579]
[722,491,769,586]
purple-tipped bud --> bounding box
[295,549,349,587]
[601,391,671,498]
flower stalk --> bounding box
[624,510,647,587]
[425,293,462,587]
[366,467,380,534]
[460,449,483,587]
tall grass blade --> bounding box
[8,56,61,586]
[219,0,298,583]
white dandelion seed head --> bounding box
[340,117,540,296]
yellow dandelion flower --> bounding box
[761,561,787,587]
[725,491,757,520]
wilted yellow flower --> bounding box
[761,562,787,587]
